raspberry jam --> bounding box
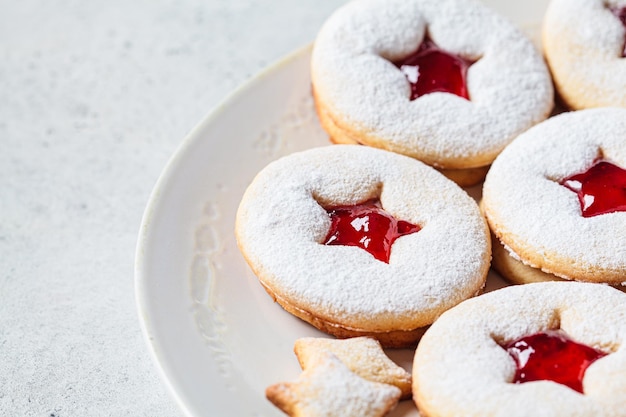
[394,39,472,101]
[560,160,626,218]
[504,330,606,394]
[610,6,626,57]
[323,199,420,263]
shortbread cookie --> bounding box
[311,0,553,185]
[267,350,401,417]
[413,282,626,417]
[482,108,626,285]
[489,231,567,285]
[294,337,412,399]
[543,0,626,110]
[490,232,626,290]
[236,145,490,347]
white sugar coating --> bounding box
[311,0,554,169]
[482,108,626,284]
[236,145,490,332]
[268,351,401,417]
[413,282,626,417]
[543,0,626,109]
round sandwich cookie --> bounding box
[482,108,626,286]
[543,0,626,110]
[413,281,626,417]
[311,0,554,186]
[235,145,490,347]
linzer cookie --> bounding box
[482,108,626,285]
[236,145,490,347]
[311,0,553,186]
[413,282,626,416]
[543,0,626,109]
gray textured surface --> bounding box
[0,1,344,415]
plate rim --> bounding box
[134,43,313,417]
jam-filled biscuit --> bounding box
[543,0,626,110]
[413,282,626,417]
[267,350,401,417]
[482,108,626,285]
[236,145,490,347]
[311,0,553,186]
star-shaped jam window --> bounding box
[560,160,626,218]
[394,38,474,101]
[323,199,420,263]
[503,330,607,394]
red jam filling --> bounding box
[394,38,472,101]
[504,330,606,394]
[323,199,420,263]
[560,160,626,218]
[610,6,626,57]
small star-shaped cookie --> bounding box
[294,337,412,399]
[266,350,401,417]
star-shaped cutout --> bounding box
[561,160,626,218]
[266,350,401,417]
[323,199,420,263]
[394,38,474,101]
[503,330,607,394]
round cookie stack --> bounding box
[482,108,626,286]
[413,282,626,417]
[311,0,554,186]
[236,145,490,348]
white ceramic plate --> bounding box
[135,2,548,416]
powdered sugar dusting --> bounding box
[413,282,626,416]
[311,0,553,169]
[236,145,490,332]
[543,0,626,109]
[483,108,626,282]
